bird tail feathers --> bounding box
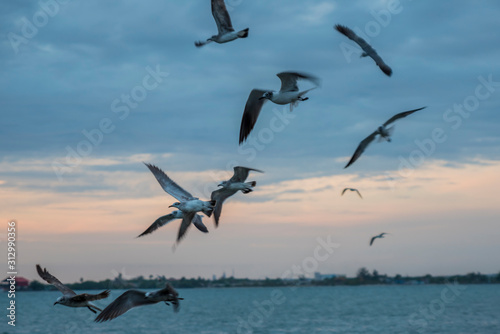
[238,28,249,38]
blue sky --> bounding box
[1,0,500,282]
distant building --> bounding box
[1,277,30,291]
[314,272,344,281]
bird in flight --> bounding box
[195,0,249,47]
[211,166,263,226]
[239,71,320,144]
[341,188,363,199]
[370,233,390,246]
[137,210,208,238]
[144,163,215,244]
[334,24,392,77]
[95,283,181,322]
[36,264,109,313]
[344,107,426,168]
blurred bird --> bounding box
[334,24,392,76]
[36,264,109,313]
[370,233,390,246]
[239,71,320,144]
[211,166,263,226]
[195,0,249,47]
[144,163,215,244]
[137,210,208,238]
[95,283,181,322]
[341,188,363,199]
[344,107,426,168]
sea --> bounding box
[1,285,499,333]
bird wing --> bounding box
[334,24,392,77]
[71,290,110,303]
[211,188,238,227]
[370,236,377,246]
[144,163,193,201]
[177,212,196,242]
[36,264,76,296]
[383,107,426,127]
[229,166,264,183]
[341,188,348,196]
[355,189,363,199]
[162,283,181,313]
[211,0,234,35]
[277,72,320,92]
[344,130,379,168]
[94,290,156,322]
[239,89,268,144]
[192,214,209,233]
[137,212,179,238]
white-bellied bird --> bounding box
[239,71,320,144]
[344,107,426,168]
[211,166,263,226]
[195,0,249,47]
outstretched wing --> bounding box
[383,107,426,127]
[344,131,378,168]
[355,189,363,199]
[334,24,392,77]
[341,188,348,196]
[211,188,238,227]
[144,163,193,201]
[36,264,76,296]
[277,72,320,92]
[71,290,110,303]
[229,166,264,183]
[177,212,196,242]
[94,290,155,322]
[211,0,234,35]
[370,236,377,246]
[239,89,268,144]
[137,212,180,238]
[192,214,209,233]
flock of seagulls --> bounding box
[36,0,430,323]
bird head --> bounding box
[259,92,273,100]
[169,202,181,209]
[54,296,63,306]
[218,181,228,187]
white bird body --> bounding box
[171,199,213,213]
[239,72,320,144]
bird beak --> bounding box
[53,302,58,306]
[168,205,174,208]
[217,183,223,187]
[258,96,266,100]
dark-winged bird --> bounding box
[36,264,109,313]
[370,233,390,246]
[195,0,249,47]
[341,188,363,199]
[239,71,320,144]
[211,166,263,226]
[335,24,392,76]
[344,107,426,168]
[95,283,181,322]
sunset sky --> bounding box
[1,0,499,283]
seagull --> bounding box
[144,163,215,243]
[211,166,263,226]
[334,24,392,77]
[341,188,363,199]
[370,233,390,246]
[344,107,426,168]
[137,210,208,238]
[95,283,181,322]
[195,0,249,47]
[36,264,109,313]
[239,71,320,144]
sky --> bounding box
[1,0,500,283]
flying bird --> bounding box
[334,24,392,77]
[137,211,208,238]
[344,107,426,168]
[95,283,181,322]
[195,0,249,47]
[211,166,263,226]
[36,264,109,313]
[144,163,215,243]
[239,71,320,144]
[370,233,390,246]
[341,188,363,199]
